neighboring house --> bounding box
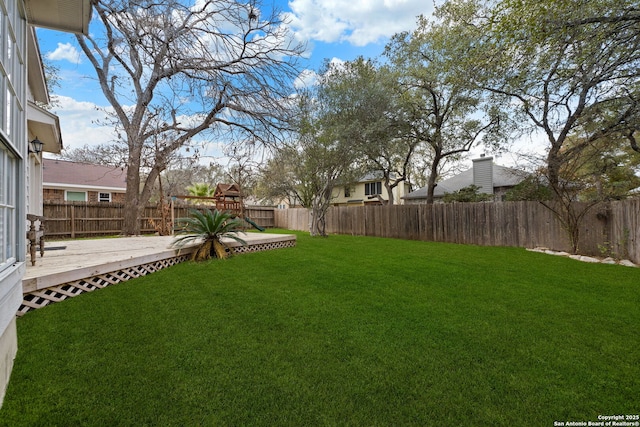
[332,172,412,206]
[271,196,304,210]
[43,159,127,203]
[0,0,91,406]
[404,156,527,203]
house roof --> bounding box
[404,163,527,199]
[28,102,62,154]
[24,0,92,35]
[43,159,127,191]
[358,171,404,182]
[27,28,63,154]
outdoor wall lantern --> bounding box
[29,137,44,154]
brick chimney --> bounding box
[472,155,494,194]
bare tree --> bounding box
[59,143,128,166]
[76,0,304,234]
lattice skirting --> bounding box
[18,255,191,317]
[230,239,296,254]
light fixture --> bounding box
[29,137,44,154]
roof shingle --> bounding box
[43,159,127,190]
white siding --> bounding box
[0,0,27,407]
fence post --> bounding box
[70,204,76,239]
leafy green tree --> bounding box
[256,146,307,207]
[260,91,357,236]
[173,209,246,260]
[297,90,357,236]
[442,185,493,203]
[504,176,553,202]
[560,135,640,202]
[481,0,640,191]
[384,12,506,204]
[435,0,640,253]
[316,58,416,205]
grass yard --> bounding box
[1,230,639,426]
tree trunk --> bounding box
[547,144,562,194]
[310,204,326,237]
[309,190,330,237]
[123,153,142,235]
[384,180,395,205]
[425,152,442,204]
[123,185,141,235]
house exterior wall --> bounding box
[43,188,126,203]
[27,155,43,215]
[0,0,28,406]
[0,0,89,407]
[43,188,63,201]
[332,180,411,206]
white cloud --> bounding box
[50,96,118,151]
[284,0,432,46]
[294,69,318,89]
[45,43,82,64]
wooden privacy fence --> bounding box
[43,201,275,239]
[275,199,640,264]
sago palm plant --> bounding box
[172,209,246,261]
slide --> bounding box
[244,217,265,232]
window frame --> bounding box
[364,181,382,196]
[0,0,27,272]
[65,191,87,202]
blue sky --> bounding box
[36,0,435,157]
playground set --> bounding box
[173,183,264,231]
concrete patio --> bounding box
[20,232,296,316]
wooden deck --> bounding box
[20,232,296,316]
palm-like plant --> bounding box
[185,183,215,205]
[172,209,246,261]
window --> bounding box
[98,192,111,202]
[364,182,382,196]
[66,191,87,201]
[344,187,351,197]
[0,143,17,270]
[0,0,26,271]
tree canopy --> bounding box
[480,0,640,189]
[384,12,506,203]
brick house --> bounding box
[43,159,127,203]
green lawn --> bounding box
[2,231,639,426]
